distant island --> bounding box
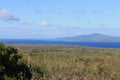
[0,33,120,44]
[57,33,120,42]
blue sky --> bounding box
[0,0,120,39]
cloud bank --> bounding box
[0,9,20,22]
[0,9,34,26]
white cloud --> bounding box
[20,19,33,25]
[0,9,34,26]
[0,9,20,21]
[40,21,49,27]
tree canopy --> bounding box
[0,43,32,80]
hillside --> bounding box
[58,33,120,42]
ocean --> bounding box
[0,39,120,48]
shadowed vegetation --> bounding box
[0,43,32,80]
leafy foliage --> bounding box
[0,43,32,80]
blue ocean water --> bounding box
[0,39,120,48]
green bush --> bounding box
[0,43,32,80]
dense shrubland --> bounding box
[11,44,120,80]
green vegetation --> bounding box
[11,44,120,80]
[0,43,32,80]
[1,44,120,80]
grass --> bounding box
[8,44,120,80]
